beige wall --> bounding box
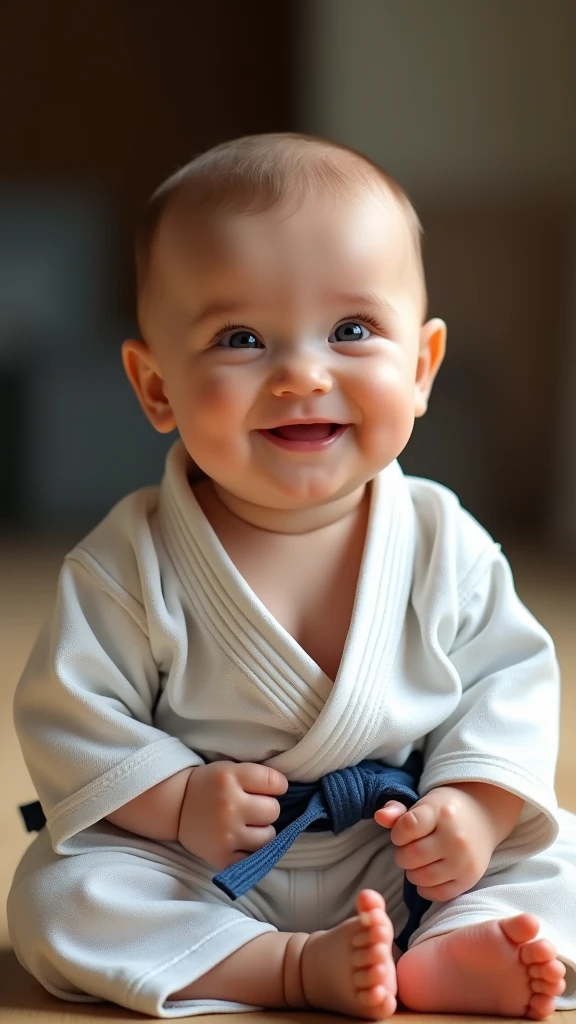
[298,0,576,541]
[553,253,576,545]
[299,0,576,200]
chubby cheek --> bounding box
[349,362,415,456]
[192,373,242,420]
[172,370,255,460]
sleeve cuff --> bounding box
[47,737,203,853]
[420,754,559,858]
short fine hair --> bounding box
[135,132,425,305]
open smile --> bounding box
[257,423,349,451]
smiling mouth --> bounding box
[269,423,340,441]
[258,422,348,450]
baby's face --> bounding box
[129,189,445,514]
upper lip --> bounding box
[260,418,345,429]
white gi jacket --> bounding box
[13,439,560,865]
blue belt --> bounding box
[212,752,430,951]
[19,752,430,953]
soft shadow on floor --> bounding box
[0,947,135,1019]
[3,947,576,1024]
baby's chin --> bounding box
[209,473,371,533]
[225,470,364,506]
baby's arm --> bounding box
[106,761,288,869]
[105,767,194,841]
[13,547,203,854]
[17,535,289,862]
[384,490,562,902]
[376,781,524,901]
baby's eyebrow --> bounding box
[187,292,398,331]
[189,300,250,330]
[324,291,398,319]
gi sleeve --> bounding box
[419,548,561,859]
[13,554,203,854]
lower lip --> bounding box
[257,425,349,452]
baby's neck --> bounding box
[195,480,368,535]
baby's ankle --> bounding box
[283,932,313,1008]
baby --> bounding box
[8,133,576,1019]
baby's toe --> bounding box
[529,961,567,983]
[357,984,388,1008]
[351,942,389,969]
[353,963,387,989]
[359,908,389,935]
[520,939,559,966]
[530,978,566,997]
[356,889,386,916]
[527,992,557,1020]
[351,923,391,949]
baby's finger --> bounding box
[244,793,281,826]
[236,824,277,853]
[390,801,438,847]
[393,833,443,871]
[415,878,461,903]
[374,801,407,828]
[404,858,450,889]
[237,762,288,796]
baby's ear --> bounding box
[121,339,177,434]
[414,318,446,417]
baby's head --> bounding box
[123,133,446,528]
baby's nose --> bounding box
[268,356,332,397]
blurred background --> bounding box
[1,0,576,541]
[1,0,576,957]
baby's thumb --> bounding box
[374,800,407,828]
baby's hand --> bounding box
[177,761,288,870]
[375,786,495,901]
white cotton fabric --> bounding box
[7,439,576,1016]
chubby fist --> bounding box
[375,785,497,902]
[177,761,288,870]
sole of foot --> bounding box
[397,912,566,1019]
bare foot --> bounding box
[300,889,397,1019]
[397,913,566,1019]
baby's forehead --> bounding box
[152,181,418,286]
[139,190,426,338]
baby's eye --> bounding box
[217,329,264,349]
[329,321,371,343]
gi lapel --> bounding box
[160,441,416,780]
[267,461,417,781]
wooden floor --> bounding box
[1,538,576,1022]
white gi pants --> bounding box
[8,812,576,1018]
